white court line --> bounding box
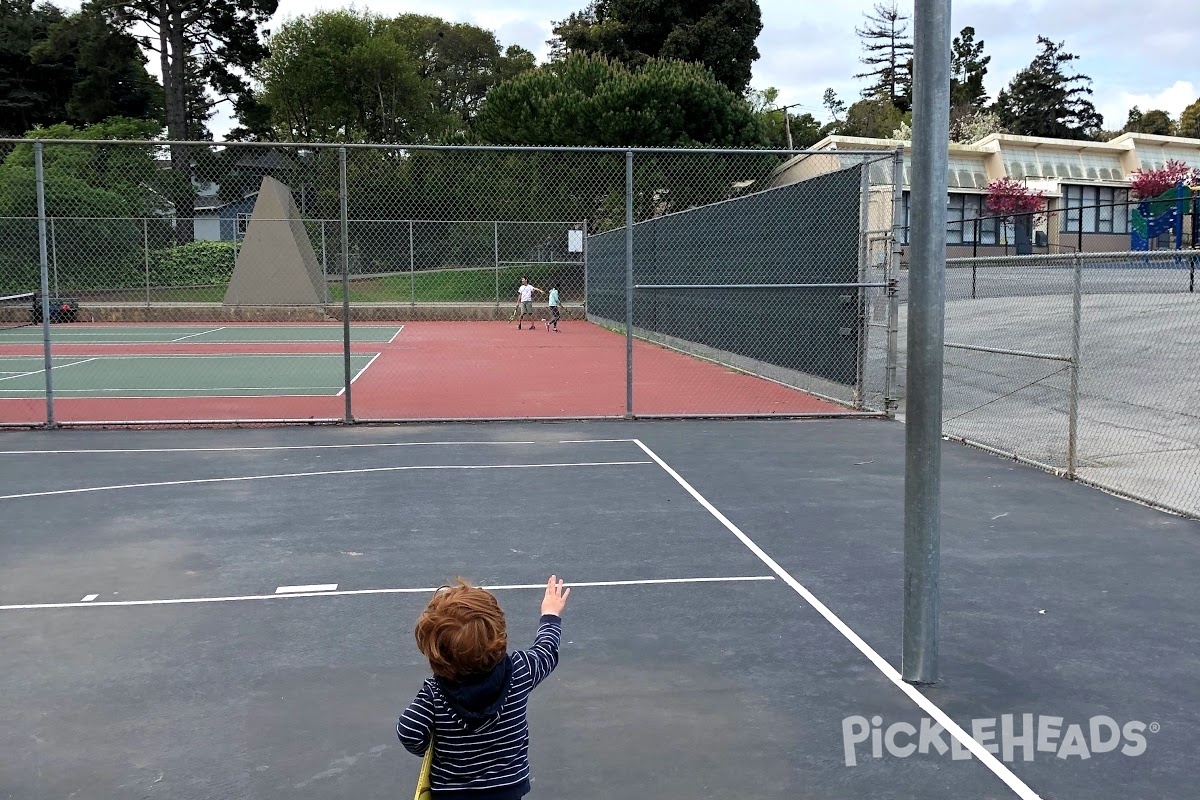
[170,327,226,342]
[276,584,337,594]
[0,460,652,501]
[81,594,98,602]
[0,357,98,383]
[0,576,775,611]
[630,438,1043,800]
[558,438,636,444]
[387,325,404,343]
[339,352,381,395]
[0,440,539,456]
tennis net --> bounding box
[0,292,34,331]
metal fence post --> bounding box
[855,155,871,410]
[409,220,415,306]
[339,147,353,422]
[903,0,951,686]
[321,221,329,305]
[34,142,54,428]
[625,150,634,419]
[494,220,500,306]
[143,218,150,307]
[582,218,589,316]
[885,146,903,419]
[50,216,59,297]
[1068,252,1083,479]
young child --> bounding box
[397,576,570,799]
[545,284,561,332]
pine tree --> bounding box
[994,37,1103,140]
[950,26,989,109]
[853,2,913,113]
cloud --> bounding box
[1109,81,1197,125]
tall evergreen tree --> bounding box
[994,37,1103,140]
[1180,98,1200,139]
[853,2,913,113]
[1124,107,1176,136]
[550,0,763,94]
[950,26,989,109]
[0,0,161,135]
[104,0,277,238]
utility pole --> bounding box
[774,103,806,151]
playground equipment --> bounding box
[1130,183,1198,251]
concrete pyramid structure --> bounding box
[224,176,324,305]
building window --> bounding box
[1061,186,1129,234]
[235,213,252,240]
[902,192,1002,245]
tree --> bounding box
[0,0,161,135]
[474,53,765,148]
[839,98,906,139]
[1128,160,1200,199]
[854,2,913,113]
[1124,106,1176,136]
[104,0,277,238]
[747,88,823,149]
[986,177,1045,254]
[994,37,1103,140]
[950,26,989,109]
[259,12,536,144]
[1180,98,1200,139]
[951,108,1002,143]
[549,0,763,94]
[822,88,846,122]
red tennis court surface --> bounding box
[0,321,852,424]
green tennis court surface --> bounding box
[0,354,379,397]
[0,325,401,344]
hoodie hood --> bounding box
[435,654,513,729]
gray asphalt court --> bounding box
[2,420,1198,799]
[875,262,1200,516]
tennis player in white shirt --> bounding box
[515,276,543,330]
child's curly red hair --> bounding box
[414,578,508,681]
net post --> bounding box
[903,0,951,686]
[625,150,634,419]
[35,141,55,428]
[1067,251,1082,479]
[339,146,353,423]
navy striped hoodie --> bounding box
[397,614,561,799]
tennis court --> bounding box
[1,420,1197,800]
[0,321,852,424]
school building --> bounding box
[772,131,1200,258]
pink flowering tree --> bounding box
[1128,159,1200,200]
[985,178,1046,253]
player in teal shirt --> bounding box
[545,284,561,332]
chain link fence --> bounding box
[0,139,898,426]
[893,249,1200,517]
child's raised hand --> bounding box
[541,575,570,616]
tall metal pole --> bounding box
[903,0,952,685]
[339,147,353,422]
[855,155,871,409]
[625,150,635,418]
[34,142,55,428]
[582,219,589,316]
[409,220,415,306]
[321,221,329,305]
[494,221,500,306]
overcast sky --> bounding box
[198,0,1200,135]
